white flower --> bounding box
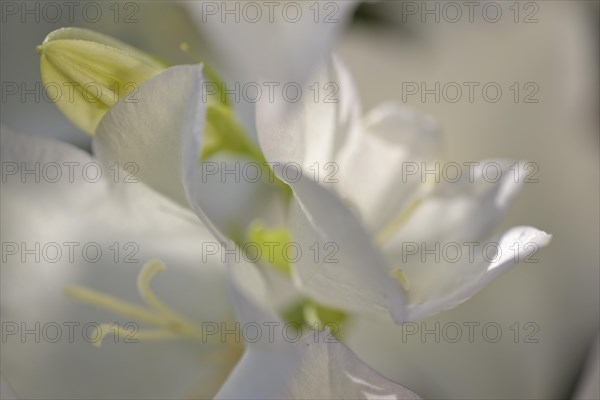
[247,56,552,323]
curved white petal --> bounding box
[405,226,552,321]
[382,159,528,258]
[256,55,361,173]
[335,103,440,231]
[1,129,233,399]
[285,175,406,323]
[94,64,205,207]
[217,332,421,400]
[357,156,547,321]
[219,257,420,400]
[187,1,359,83]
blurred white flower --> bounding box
[0,128,235,398]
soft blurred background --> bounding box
[1,1,598,399]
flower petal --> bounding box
[187,1,359,83]
[335,103,440,231]
[217,332,421,400]
[404,226,552,321]
[256,55,361,173]
[284,174,407,323]
[382,160,529,257]
[93,64,205,207]
[375,159,546,321]
[219,257,420,400]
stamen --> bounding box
[375,198,422,246]
[390,268,410,291]
[136,260,203,339]
[64,286,166,327]
[137,260,176,319]
[65,259,205,345]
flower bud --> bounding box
[36,27,166,135]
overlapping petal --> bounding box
[382,160,530,250]
[216,257,420,399]
[402,226,551,321]
[256,56,361,170]
[182,110,288,241]
[255,55,551,323]
[94,64,204,208]
[285,175,407,323]
[335,102,440,232]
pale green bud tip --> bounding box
[36,27,167,136]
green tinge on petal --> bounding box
[178,42,265,162]
[37,27,166,135]
[245,220,292,276]
[281,300,348,338]
[202,107,293,201]
[202,102,263,161]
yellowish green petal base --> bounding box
[36,27,166,135]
